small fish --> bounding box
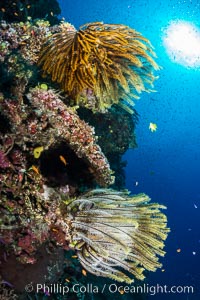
[192,251,196,255]
[194,204,198,208]
[31,165,40,175]
[14,12,18,16]
[82,269,87,276]
[161,269,165,272]
[177,248,181,253]
[52,228,58,233]
[149,122,157,132]
[50,11,54,16]
[119,289,125,295]
[72,255,78,258]
[33,146,44,159]
[59,155,67,166]
[65,278,70,283]
[27,5,31,9]
[135,181,139,186]
[1,8,5,12]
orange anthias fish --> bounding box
[119,289,125,295]
[30,165,40,175]
[59,155,67,166]
[82,269,87,276]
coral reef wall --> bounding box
[0,3,169,299]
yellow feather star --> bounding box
[38,22,160,113]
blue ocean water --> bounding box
[58,0,200,299]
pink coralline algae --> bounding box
[27,87,114,187]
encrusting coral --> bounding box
[0,87,114,187]
[38,22,160,113]
[64,189,170,284]
[27,87,114,187]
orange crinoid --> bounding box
[38,22,159,113]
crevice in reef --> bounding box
[40,141,95,189]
